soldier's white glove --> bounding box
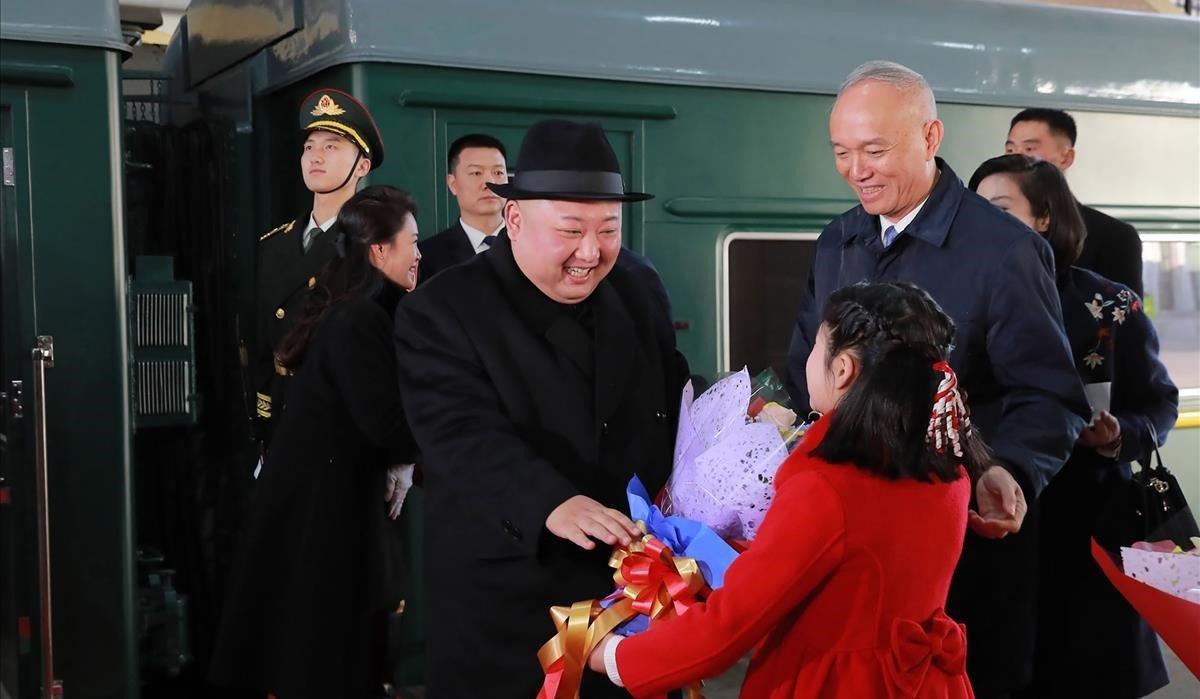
[385,464,415,520]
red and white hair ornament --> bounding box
[928,360,970,458]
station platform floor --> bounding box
[704,641,1199,698]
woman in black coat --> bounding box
[209,185,422,698]
[971,155,1178,698]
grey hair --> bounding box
[839,60,937,118]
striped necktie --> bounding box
[883,225,900,248]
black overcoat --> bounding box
[1032,266,1176,698]
[1076,203,1144,298]
[415,221,475,284]
[394,236,688,698]
[249,212,340,447]
[211,288,417,698]
[785,159,1091,697]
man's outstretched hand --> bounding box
[546,495,641,550]
[968,465,1027,539]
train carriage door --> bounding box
[439,113,646,251]
[0,96,37,699]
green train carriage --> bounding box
[1,2,138,697]
[164,0,1198,481]
[162,0,1199,690]
[0,0,1196,696]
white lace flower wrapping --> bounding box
[664,368,794,540]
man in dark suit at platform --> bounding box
[394,120,689,698]
[1006,107,1144,296]
[417,133,510,282]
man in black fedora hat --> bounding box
[394,119,689,697]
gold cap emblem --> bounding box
[311,94,346,117]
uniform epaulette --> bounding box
[259,220,295,242]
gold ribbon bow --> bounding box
[536,529,708,699]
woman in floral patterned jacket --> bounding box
[971,154,1178,699]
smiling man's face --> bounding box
[505,198,622,304]
[829,80,942,220]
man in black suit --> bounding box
[417,133,509,282]
[394,120,689,698]
[1006,108,1144,296]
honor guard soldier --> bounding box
[248,88,385,453]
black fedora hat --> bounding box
[299,88,386,170]
[488,120,651,202]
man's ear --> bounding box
[1059,146,1076,172]
[447,173,459,197]
[924,118,945,160]
[504,201,522,240]
[356,155,372,178]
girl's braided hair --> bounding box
[812,281,990,482]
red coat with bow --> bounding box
[616,417,975,698]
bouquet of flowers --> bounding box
[537,477,738,699]
[662,367,809,541]
[1092,537,1200,678]
[536,370,810,697]
[1121,538,1200,602]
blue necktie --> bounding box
[883,225,900,248]
[482,235,496,248]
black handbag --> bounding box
[1099,425,1200,550]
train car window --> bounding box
[722,233,820,386]
[1142,235,1200,404]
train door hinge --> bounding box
[1,147,14,186]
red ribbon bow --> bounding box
[615,536,706,619]
[886,609,967,697]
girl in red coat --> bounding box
[589,281,989,698]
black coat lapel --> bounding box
[486,236,594,379]
[543,316,594,379]
[592,280,635,421]
[449,222,476,261]
[260,215,305,308]
[261,214,339,314]
[304,220,339,277]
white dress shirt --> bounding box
[303,213,339,251]
[879,195,929,246]
[460,218,505,254]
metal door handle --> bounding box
[31,335,63,698]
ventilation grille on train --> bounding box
[128,256,197,428]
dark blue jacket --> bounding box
[1058,266,1176,461]
[786,158,1089,497]
[1032,266,1176,697]
[786,159,1092,692]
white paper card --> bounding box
[1084,381,1112,417]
